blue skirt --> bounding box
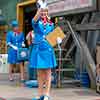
[7,48,22,64]
[29,40,57,69]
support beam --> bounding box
[75,23,100,31]
[79,37,96,89]
[62,23,100,31]
[65,43,76,58]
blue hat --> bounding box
[11,20,18,27]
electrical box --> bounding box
[0,54,9,73]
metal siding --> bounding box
[48,0,96,16]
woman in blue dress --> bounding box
[30,8,57,100]
[6,20,25,82]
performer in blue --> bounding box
[6,20,25,82]
[30,3,57,100]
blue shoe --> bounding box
[32,98,37,100]
[32,97,40,100]
[40,95,50,100]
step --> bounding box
[55,48,67,51]
[56,68,76,72]
[62,79,81,84]
[57,58,71,61]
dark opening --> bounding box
[24,3,37,37]
[23,3,37,46]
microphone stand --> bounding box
[57,43,62,88]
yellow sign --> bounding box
[46,26,66,47]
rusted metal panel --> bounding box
[48,0,97,16]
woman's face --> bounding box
[13,26,19,32]
[40,9,48,19]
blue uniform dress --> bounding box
[29,19,57,69]
[6,31,25,64]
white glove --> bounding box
[41,2,47,9]
[31,31,35,39]
[7,42,18,50]
[37,0,48,9]
[22,42,25,47]
[11,45,18,50]
[57,37,62,44]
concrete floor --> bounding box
[0,85,100,100]
[0,74,100,100]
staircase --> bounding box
[55,18,81,88]
[55,15,96,88]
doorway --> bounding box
[17,0,37,46]
[23,3,37,36]
[17,0,36,33]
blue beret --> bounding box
[11,20,18,27]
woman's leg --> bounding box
[37,69,45,97]
[9,64,14,80]
[43,69,51,96]
[37,69,52,98]
[19,62,25,80]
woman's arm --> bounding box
[6,32,18,50]
[26,32,32,46]
[32,9,41,28]
[33,9,41,22]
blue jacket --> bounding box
[32,19,54,44]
